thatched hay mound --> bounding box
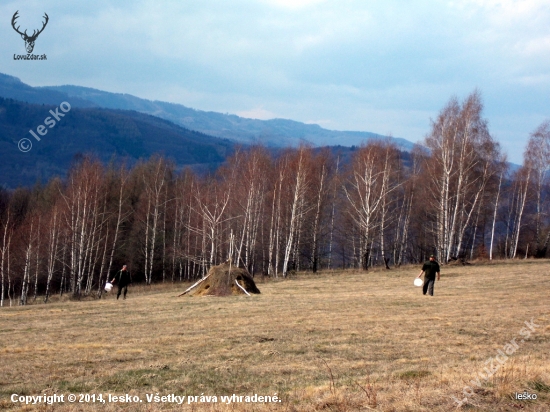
[184,263,260,297]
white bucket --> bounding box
[414,278,423,287]
[104,282,113,292]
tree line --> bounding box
[1,91,549,306]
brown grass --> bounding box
[0,259,549,411]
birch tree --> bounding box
[281,147,314,277]
[224,147,270,272]
[60,158,105,296]
[309,149,334,272]
[525,121,550,256]
[489,155,508,260]
[507,166,531,258]
[424,91,500,262]
[343,141,401,270]
[0,211,14,307]
[97,166,131,296]
[190,175,232,270]
[139,157,172,284]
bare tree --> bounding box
[19,214,38,305]
[139,157,171,284]
[489,155,508,260]
[97,167,131,296]
[59,158,106,296]
[343,141,401,270]
[309,149,333,272]
[424,91,501,262]
[0,211,14,307]
[525,121,550,256]
[43,204,61,302]
[507,166,531,258]
[223,148,270,273]
[190,175,232,270]
[282,147,314,277]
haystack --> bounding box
[179,262,260,297]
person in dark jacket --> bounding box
[417,255,440,296]
[111,265,132,300]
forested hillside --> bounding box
[0,97,234,188]
[1,92,549,306]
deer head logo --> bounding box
[11,11,49,54]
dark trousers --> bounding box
[423,278,435,296]
[117,284,128,299]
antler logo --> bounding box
[11,11,49,54]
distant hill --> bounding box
[43,84,415,150]
[0,73,95,108]
[0,97,234,188]
[0,72,416,149]
[0,75,410,150]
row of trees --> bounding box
[1,91,549,306]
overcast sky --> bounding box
[1,0,549,163]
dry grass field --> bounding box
[0,260,549,411]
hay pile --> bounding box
[180,262,260,297]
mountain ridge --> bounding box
[43,83,416,150]
[0,72,416,150]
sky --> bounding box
[1,0,549,164]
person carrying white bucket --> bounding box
[110,265,132,300]
[416,254,440,296]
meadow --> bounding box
[0,260,549,411]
